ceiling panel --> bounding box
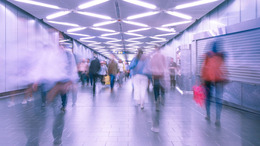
[8,0,225,61]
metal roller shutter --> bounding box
[196,28,260,84]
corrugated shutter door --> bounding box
[196,28,260,84]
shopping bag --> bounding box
[104,75,110,85]
[192,84,206,107]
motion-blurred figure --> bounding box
[201,39,227,126]
[89,54,101,95]
[77,59,87,87]
[169,58,177,87]
[129,49,149,109]
[118,60,125,87]
[149,46,167,111]
[98,61,108,85]
[108,55,118,92]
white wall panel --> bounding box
[227,0,240,25]
[5,4,18,92]
[257,0,260,17]
[218,1,228,26]
[241,0,257,21]
[0,1,6,92]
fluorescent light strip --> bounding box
[47,21,79,27]
[175,0,218,9]
[78,0,109,9]
[155,27,176,32]
[127,11,159,20]
[59,39,70,42]
[107,40,121,43]
[124,32,143,37]
[128,28,151,33]
[122,20,148,27]
[125,40,141,43]
[91,27,115,32]
[151,40,166,43]
[155,33,176,37]
[123,0,156,9]
[101,32,120,37]
[67,27,86,33]
[150,36,166,40]
[93,20,117,27]
[77,11,112,20]
[15,0,60,9]
[46,11,71,19]
[127,36,146,40]
[80,36,95,40]
[99,36,118,40]
[105,42,122,45]
[67,32,89,36]
[162,20,192,27]
[165,11,192,20]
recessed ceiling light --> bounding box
[122,20,148,27]
[67,32,89,36]
[165,11,192,20]
[80,36,96,40]
[77,11,112,20]
[128,28,151,33]
[125,40,141,43]
[107,40,122,43]
[78,0,110,10]
[127,11,159,20]
[46,11,71,19]
[123,0,156,9]
[155,27,176,32]
[14,0,60,9]
[155,33,176,37]
[162,21,192,27]
[101,32,120,37]
[127,36,146,40]
[67,27,87,33]
[150,36,166,41]
[99,36,118,40]
[47,21,79,27]
[91,27,116,32]
[175,0,218,9]
[93,20,117,27]
[124,32,143,37]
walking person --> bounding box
[201,40,227,126]
[89,54,101,95]
[108,55,118,92]
[129,49,149,109]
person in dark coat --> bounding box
[89,54,101,95]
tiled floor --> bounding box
[0,80,260,146]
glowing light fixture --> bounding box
[46,11,71,19]
[127,11,159,20]
[155,27,175,32]
[155,33,176,37]
[175,0,218,9]
[101,32,120,37]
[151,40,166,43]
[150,37,166,41]
[15,0,60,9]
[78,0,109,10]
[162,21,192,27]
[93,20,117,27]
[128,28,151,33]
[99,36,118,40]
[165,11,192,20]
[77,11,112,20]
[67,27,86,33]
[47,21,79,27]
[122,0,156,9]
[122,20,148,27]
[127,36,146,40]
[124,32,143,37]
[67,33,89,37]
[107,40,122,43]
[91,27,115,32]
[80,36,95,40]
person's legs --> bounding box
[215,82,223,124]
[72,84,78,106]
[60,93,67,111]
[93,74,97,94]
[86,74,90,86]
[153,78,160,102]
[140,75,148,109]
[110,74,115,90]
[205,81,212,120]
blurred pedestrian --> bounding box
[89,53,101,95]
[98,61,108,85]
[169,58,177,87]
[77,59,87,87]
[108,55,118,92]
[118,60,125,87]
[201,39,227,126]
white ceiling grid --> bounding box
[9,0,225,61]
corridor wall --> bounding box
[162,0,260,112]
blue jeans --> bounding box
[110,74,115,89]
[153,78,165,101]
[205,81,223,121]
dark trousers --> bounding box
[60,93,67,108]
[170,75,175,87]
[92,74,99,94]
[110,74,115,89]
[153,78,165,101]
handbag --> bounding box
[192,84,206,107]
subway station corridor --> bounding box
[1,81,260,146]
